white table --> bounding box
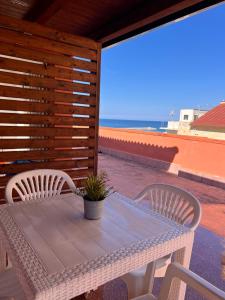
[0,192,194,300]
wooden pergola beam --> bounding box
[23,0,224,47]
[25,0,68,24]
[24,0,53,22]
[90,0,223,47]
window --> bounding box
[194,114,198,120]
[183,114,189,120]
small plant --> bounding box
[77,172,113,201]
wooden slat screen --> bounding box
[0,14,101,203]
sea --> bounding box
[100,119,168,133]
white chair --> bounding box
[0,268,25,300]
[1,169,77,299]
[121,184,201,299]
[3,169,76,274]
[5,169,76,203]
[131,262,225,300]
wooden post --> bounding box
[93,43,102,176]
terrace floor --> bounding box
[81,153,225,300]
[99,153,225,238]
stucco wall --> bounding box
[190,129,225,140]
[99,127,225,181]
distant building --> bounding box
[165,108,207,134]
[191,101,225,140]
[178,108,208,135]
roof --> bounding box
[0,0,223,47]
[191,102,225,132]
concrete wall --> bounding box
[190,129,225,140]
[99,127,225,184]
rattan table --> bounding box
[0,192,194,300]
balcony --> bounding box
[0,1,225,299]
[98,152,225,299]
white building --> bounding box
[179,109,207,123]
[177,109,208,135]
[165,108,208,134]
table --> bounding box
[0,192,194,300]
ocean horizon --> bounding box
[100,118,168,133]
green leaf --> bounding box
[75,171,113,201]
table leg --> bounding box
[168,234,194,300]
[143,261,157,294]
[0,238,6,271]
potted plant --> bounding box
[78,172,113,220]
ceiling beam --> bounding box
[90,0,224,47]
[24,0,54,22]
[24,0,66,24]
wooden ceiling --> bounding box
[0,0,224,47]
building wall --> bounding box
[167,121,179,132]
[175,109,208,135]
[179,109,207,122]
[190,129,225,140]
[99,127,225,180]
[177,121,192,135]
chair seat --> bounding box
[0,269,26,300]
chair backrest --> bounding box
[5,169,76,203]
[135,184,201,230]
[158,263,225,300]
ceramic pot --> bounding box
[83,198,104,220]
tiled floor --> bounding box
[98,153,225,238]
[88,153,225,300]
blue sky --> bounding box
[100,2,225,121]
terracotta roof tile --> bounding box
[191,102,225,131]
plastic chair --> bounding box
[121,184,201,299]
[131,262,225,300]
[5,169,76,203]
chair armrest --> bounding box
[134,185,152,203]
[158,263,225,300]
